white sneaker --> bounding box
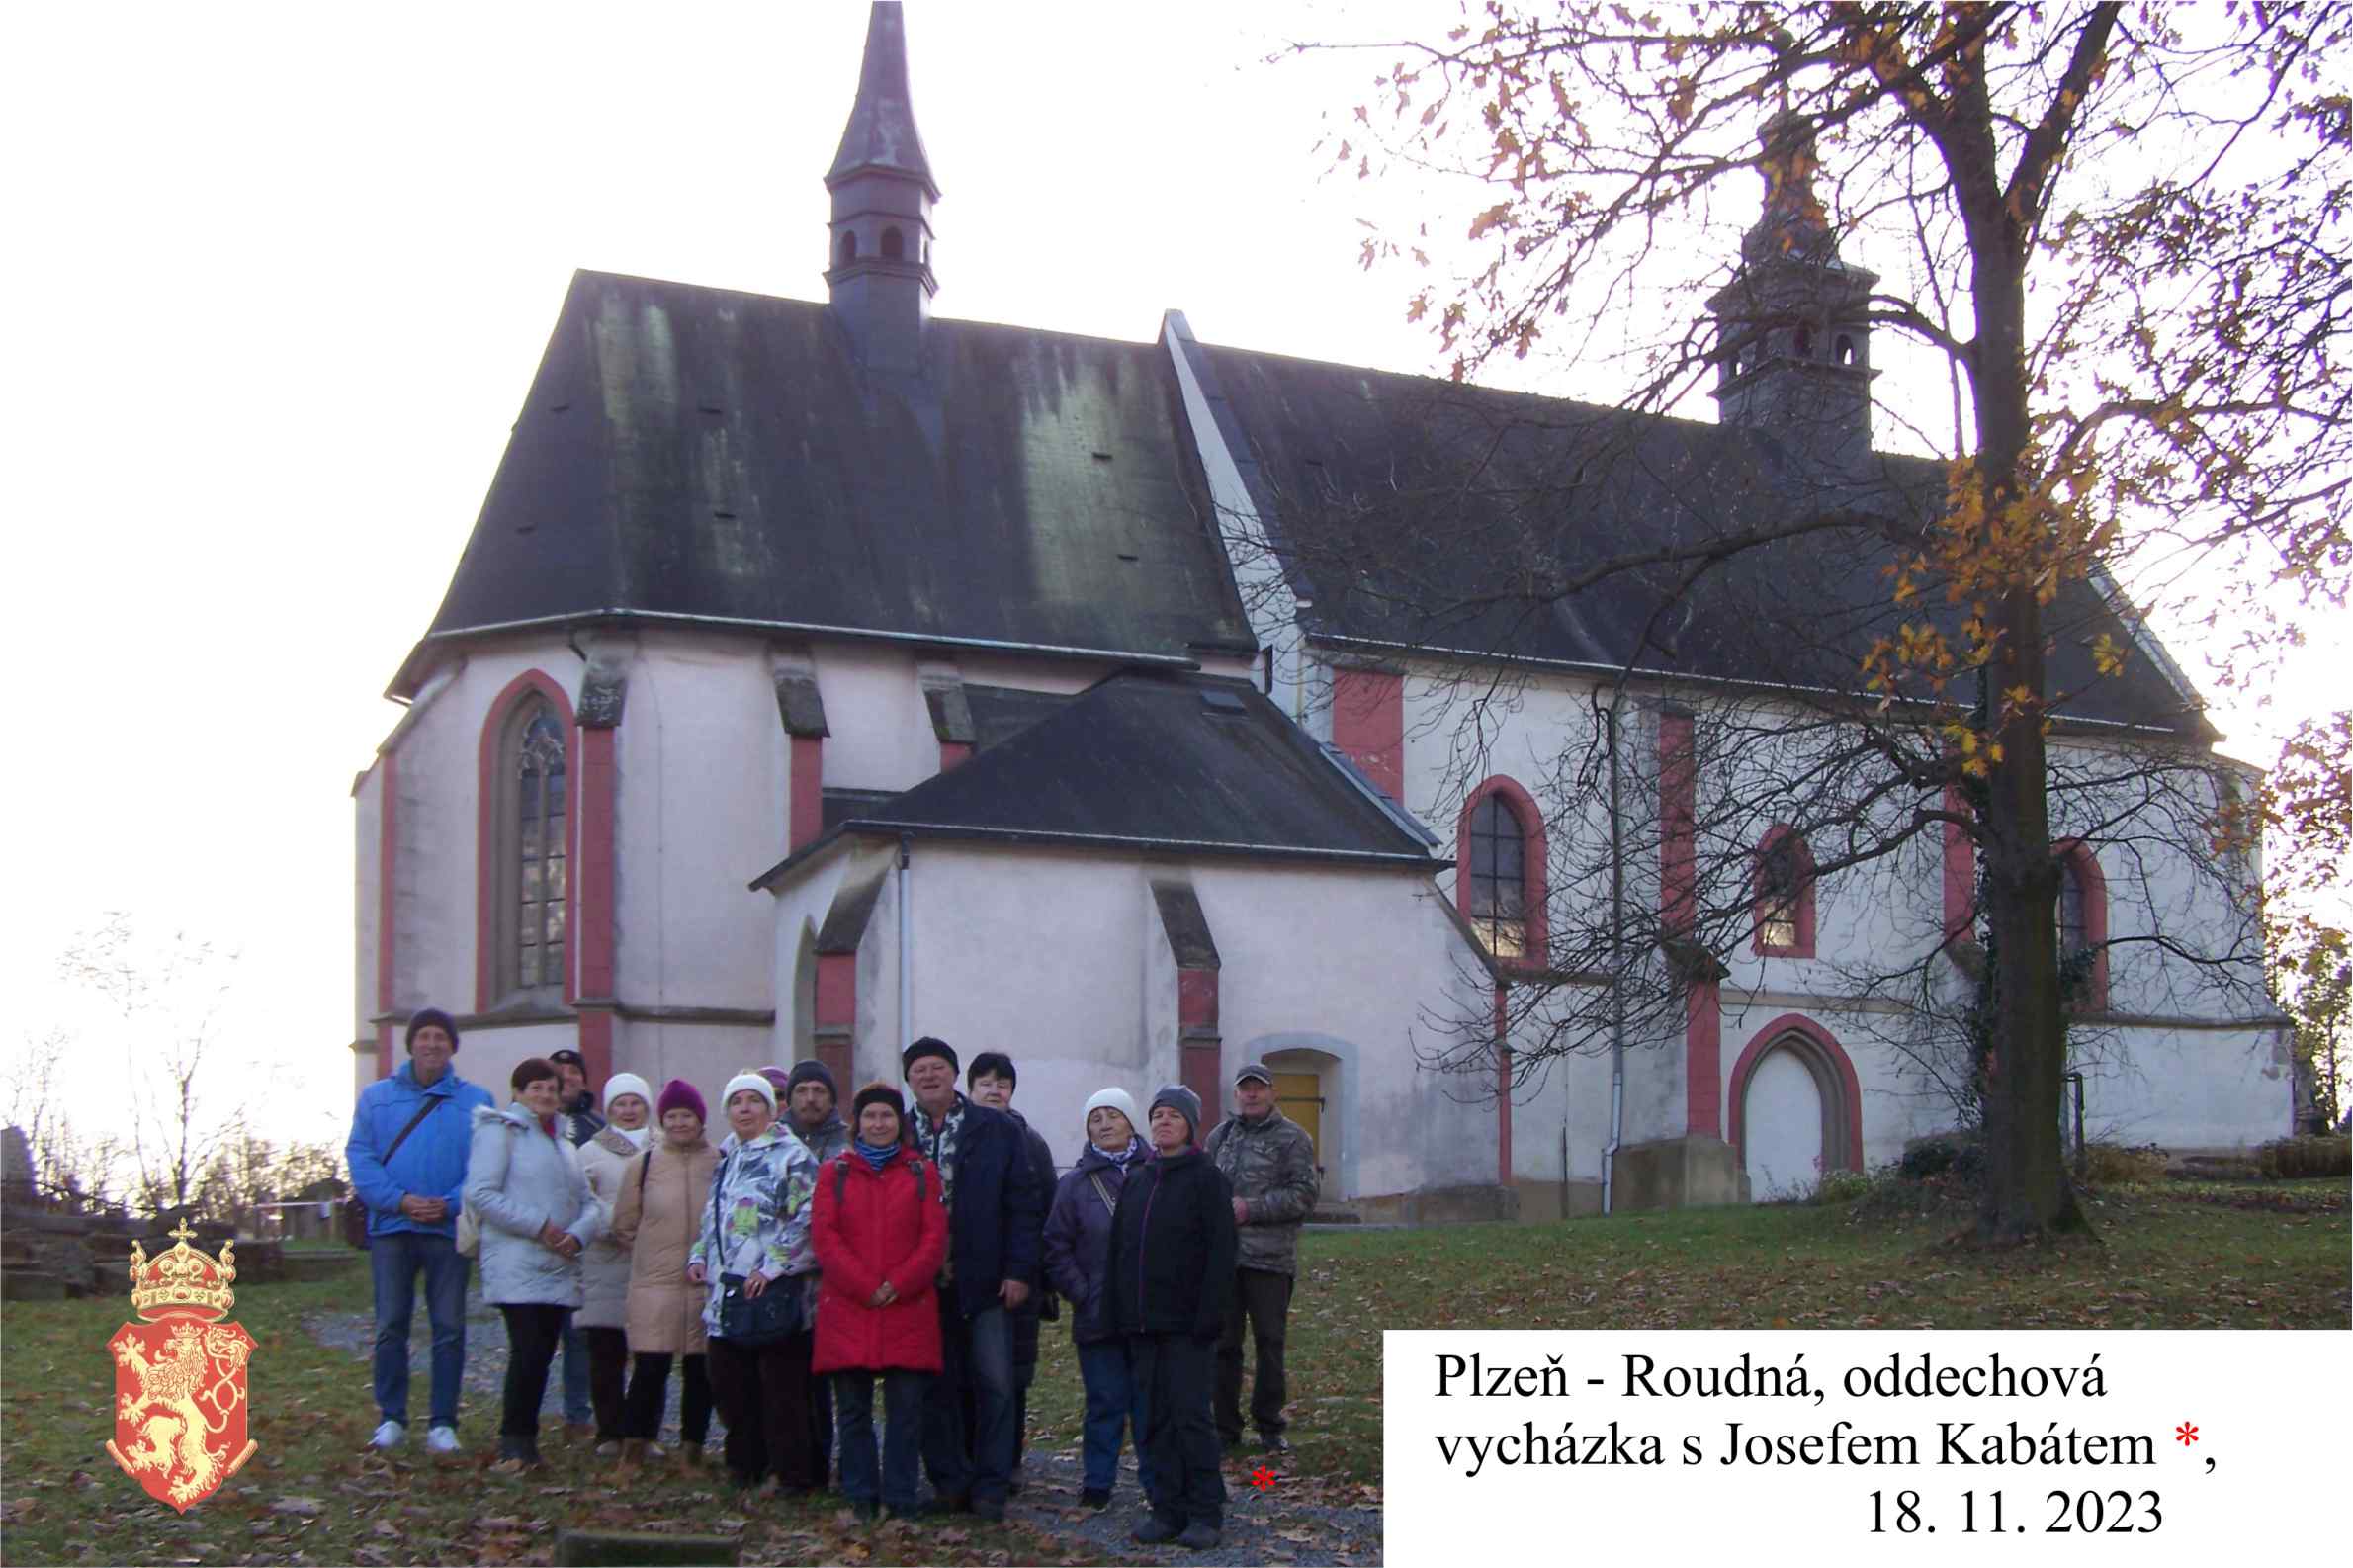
[425,1426,461,1455]
[370,1420,406,1449]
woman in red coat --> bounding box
[811,1081,947,1522]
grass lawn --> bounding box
[3,1183,2342,1565]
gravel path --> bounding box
[308,1290,1384,1563]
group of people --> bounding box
[346,1010,1320,1550]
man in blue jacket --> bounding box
[345,1007,494,1456]
[903,1036,1045,1523]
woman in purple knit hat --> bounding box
[610,1079,721,1468]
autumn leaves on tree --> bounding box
[1300,2,2348,1240]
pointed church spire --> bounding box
[1707,110,1876,471]
[826,3,939,374]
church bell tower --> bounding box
[825,2,940,376]
[1707,112,1876,471]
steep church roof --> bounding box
[1179,337,2210,738]
[395,271,1255,695]
[751,671,1440,888]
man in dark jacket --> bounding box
[345,1007,494,1456]
[1206,1062,1321,1454]
[965,1052,1056,1488]
[904,1037,1045,1523]
[785,1058,849,1481]
[1110,1085,1237,1551]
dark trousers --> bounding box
[622,1350,712,1445]
[921,1299,1016,1506]
[582,1326,629,1440]
[496,1304,569,1440]
[368,1229,469,1430]
[1134,1333,1223,1528]
[808,1349,833,1483]
[1215,1267,1294,1442]
[961,1331,1039,1475]
[834,1368,928,1513]
[708,1332,817,1488]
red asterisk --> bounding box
[2174,1422,2199,1446]
[1250,1465,1277,1492]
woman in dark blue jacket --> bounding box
[1108,1085,1237,1551]
[1042,1088,1159,1509]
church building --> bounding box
[352,4,2291,1218]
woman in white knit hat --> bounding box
[574,1071,654,1455]
[1040,1087,1159,1510]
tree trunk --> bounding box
[1967,218,2084,1243]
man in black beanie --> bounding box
[784,1057,849,1480]
[346,1007,493,1456]
[902,1037,1044,1522]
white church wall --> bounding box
[1197,866,1495,1202]
[614,1016,776,1107]
[815,643,939,791]
[611,634,779,1012]
[2076,1022,2292,1151]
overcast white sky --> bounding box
[4,2,2341,1155]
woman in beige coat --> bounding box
[611,1078,721,1468]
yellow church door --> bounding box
[1274,1072,1323,1176]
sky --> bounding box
[4,1,2342,1160]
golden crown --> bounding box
[127,1222,238,1321]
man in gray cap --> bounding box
[1204,1062,1320,1454]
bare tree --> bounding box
[1265,1,2345,1240]
[60,915,245,1218]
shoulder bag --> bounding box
[341,1094,444,1250]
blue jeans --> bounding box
[369,1229,470,1430]
[921,1301,1016,1505]
[560,1317,591,1425]
[834,1368,927,1512]
[1077,1339,1156,1496]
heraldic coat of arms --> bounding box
[106,1221,258,1510]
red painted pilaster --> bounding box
[938,740,973,771]
[1331,668,1405,800]
[814,952,857,1090]
[1494,986,1513,1186]
[1942,785,1975,944]
[1178,966,1221,1134]
[789,735,826,852]
[578,726,616,1004]
[1660,710,1721,1138]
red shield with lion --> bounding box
[106,1223,259,1511]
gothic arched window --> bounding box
[1457,778,1547,968]
[2053,839,2109,1011]
[1753,828,1816,957]
[882,226,905,260]
[507,699,569,995]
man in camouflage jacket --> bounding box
[1203,1062,1320,1453]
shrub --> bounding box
[1897,1133,1982,1184]
[2256,1134,2351,1180]
[1810,1169,1874,1205]
[2081,1141,2168,1187]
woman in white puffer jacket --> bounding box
[467,1056,606,1471]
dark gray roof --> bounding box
[827,3,937,199]
[751,672,1441,888]
[395,272,1255,694]
[1180,334,2208,737]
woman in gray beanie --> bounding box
[1107,1084,1237,1549]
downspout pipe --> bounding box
[1602,696,1628,1216]
[898,834,914,1060]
